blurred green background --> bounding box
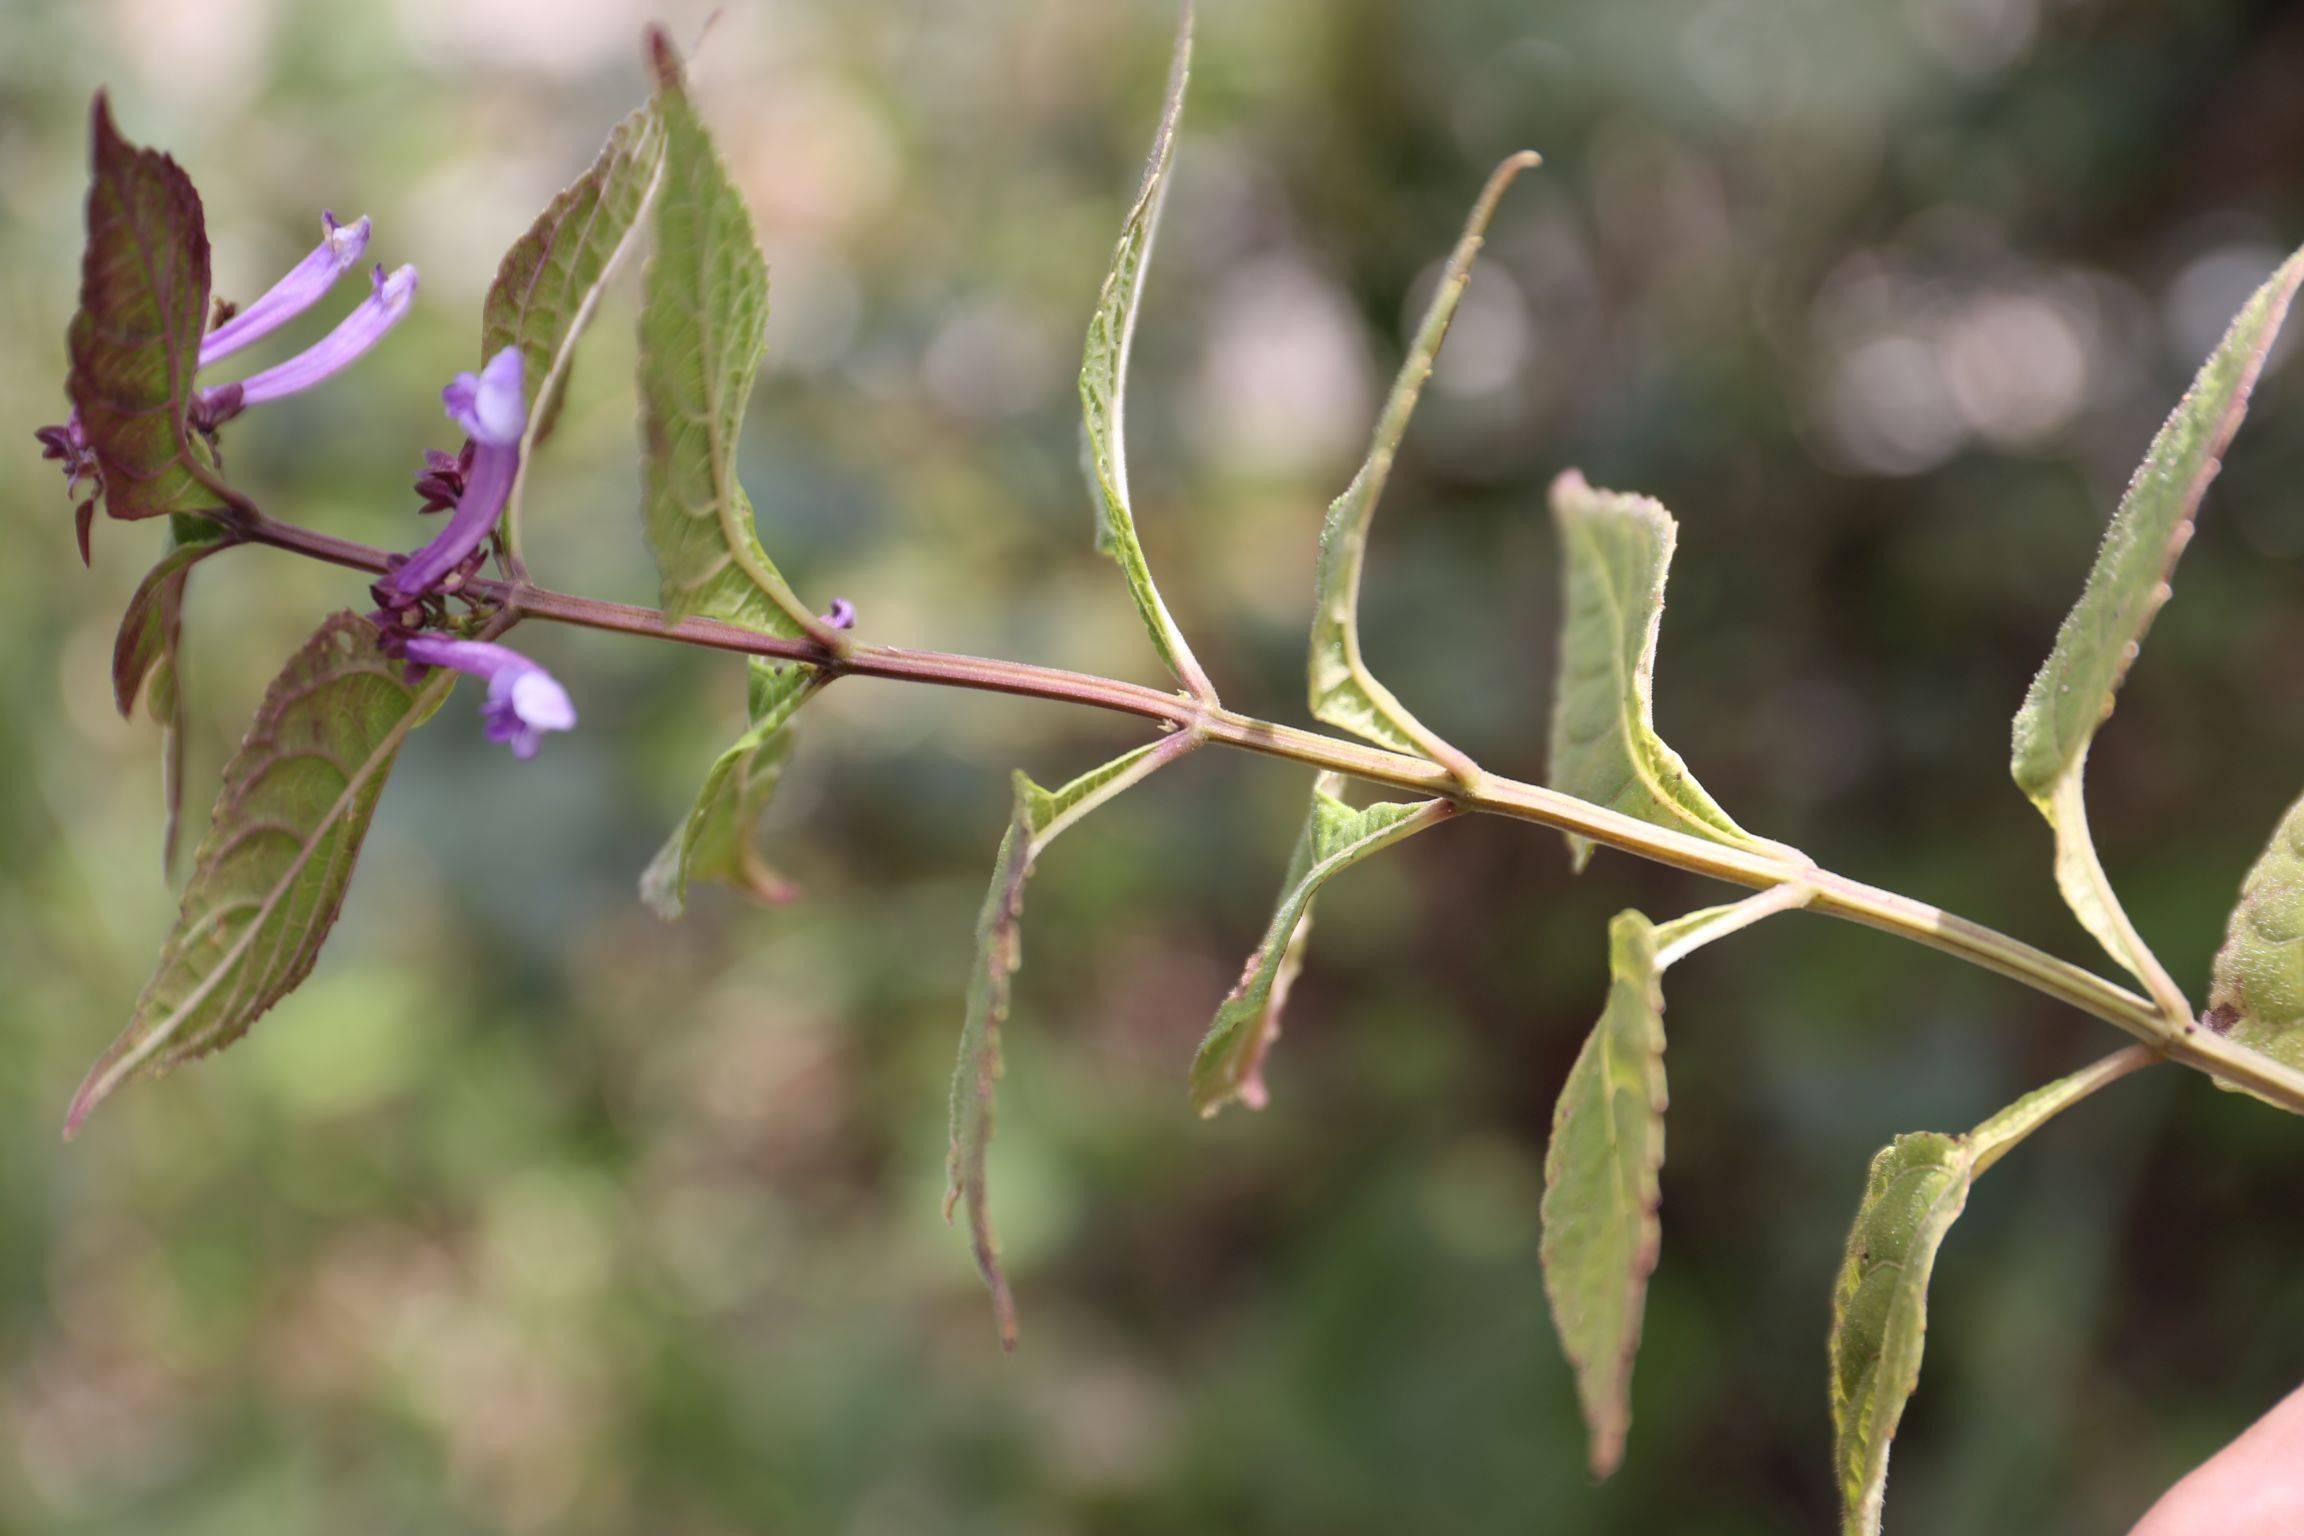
[6,0,2304,1530]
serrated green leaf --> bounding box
[1547,469,1768,872]
[488,89,667,555]
[1078,3,1215,702]
[642,660,821,919]
[946,737,1192,1347]
[2205,789,2304,1075]
[67,613,449,1137]
[2010,247,2304,986]
[1827,1049,2149,1534]
[638,50,842,652]
[1190,779,1453,1117]
[1309,154,1535,773]
[1540,887,1802,1479]
[113,514,233,874]
[65,95,224,523]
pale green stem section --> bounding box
[1653,881,1815,969]
[229,510,2304,1118]
[2047,773,2193,1026]
[1968,1043,2157,1177]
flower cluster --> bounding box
[369,346,578,759]
[38,212,412,556]
[41,208,579,760]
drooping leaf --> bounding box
[113,513,233,873]
[2205,789,2304,1075]
[1827,1050,2151,1535]
[66,613,450,1136]
[1540,889,1802,1479]
[1308,153,1536,773]
[642,660,821,919]
[2010,247,2304,981]
[1547,470,1768,872]
[1189,780,1453,1117]
[947,738,1192,1347]
[65,95,224,523]
[637,41,844,652]
[1078,2,1215,702]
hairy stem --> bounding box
[227,509,2304,1115]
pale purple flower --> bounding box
[200,263,418,424]
[823,597,856,630]
[401,634,576,759]
[198,211,371,368]
[386,347,526,601]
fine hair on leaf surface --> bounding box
[2008,245,2304,1017]
[1826,1048,2151,1535]
[1546,469,1787,873]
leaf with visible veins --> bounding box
[636,38,843,652]
[68,614,448,1136]
[66,95,224,523]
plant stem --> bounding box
[227,509,2304,1116]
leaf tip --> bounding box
[1549,467,1593,513]
[643,24,685,93]
[62,1062,115,1141]
[88,89,119,156]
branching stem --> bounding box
[225,508,2303,1114]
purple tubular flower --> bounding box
[402,635,576,759]
[386,347,527,601]
[198,211,371,368]
[823,597,856,630]
[202,263,418,422]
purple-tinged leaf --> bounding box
[65,95,224,522]
[112,514,234,873]
[67,613,450,1137]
